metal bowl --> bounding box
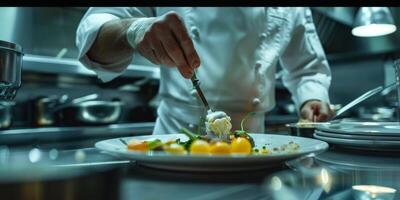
[286,123,317,138]
[286,122,333,138]
[55,100,124,126]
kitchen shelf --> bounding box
[23,54,160,79]
[0,122,155,145]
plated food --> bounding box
[95,112,328,171]
[96,134,328,171]
[125,132,300,156]
[125,112,300,156]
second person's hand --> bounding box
[300,100,335,122]
[126,11,201,79]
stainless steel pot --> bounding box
[0,101,15,129]
[55,100,124,126]
[33,95,68,126]
[286,122,321,138]
[0,40,23,101]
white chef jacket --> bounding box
[76,7,331,134]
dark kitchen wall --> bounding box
[328,55,386,107]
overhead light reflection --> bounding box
[29,148,41,163]
[0,146,10,165]
[49,149,58,160]
[352,185,396,194]
[271,176,282,191]
[320,168,329,185]
[74,150,86,162]
[319,168,332,193]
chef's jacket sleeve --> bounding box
[76,7,155,82]
[279,7,332,112]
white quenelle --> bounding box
[205,110,232,141]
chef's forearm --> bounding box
[86,18,136,67]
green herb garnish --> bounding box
[233,112,256,147]
[148,139,163,150]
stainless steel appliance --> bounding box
[0,40,23,101]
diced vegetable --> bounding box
[127,139,148,152]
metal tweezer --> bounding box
[190,72,211,111]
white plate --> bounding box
[315,130,400,141]
[317,122,400,136]
[95,134,329,172]
[314,133,400,151]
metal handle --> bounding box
[393,59,400,122]
[191,72,211,111]
[334,86,384,118]
[71,93,98,104]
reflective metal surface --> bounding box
[0,101,15,129]
[264,149,400,200]
[0,40,23,101]
[23,54,160,79]
[0,147,124,200]
[394,59,400,122]
[1,136,400,200]
[316,121,400,135]
[0,122,154,145]
[54,99,124,126]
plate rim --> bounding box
[314,132,400,147]
[317,122,400,136]
[314,130,400,141]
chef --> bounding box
[76,7,335,135]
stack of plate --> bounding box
[314,121,400,151]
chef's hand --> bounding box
[126,11,200,79]
[300,100,335,122]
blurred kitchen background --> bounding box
[0,7,399,138]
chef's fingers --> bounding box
[160,32,193,79]
[316,113,329,122]
[300,106,314,121]
[137,40,160,65]
[150,39,175,67]
[316,103,332,122]
[168,16,201,69]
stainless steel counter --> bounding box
[0,122,155,146]
[23,54,160,79]
[2,145,399,200]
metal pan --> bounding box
[286,122,330,138]
[55,100,124,126]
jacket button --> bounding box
[252,98,261,106]
[190,26,200,40]
[255,61,262,70]
[260,33,267,40]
